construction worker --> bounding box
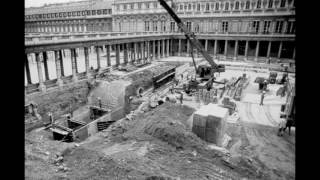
[277,117,287,136]
[48,112,54,125]
[178,92,183,104]
[260,91,266,106]
[97,97,102,108]
[284,116,294,136]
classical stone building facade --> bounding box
[25,0,113,33]
[25,0,295,94]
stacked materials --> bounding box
[192,104,229,146]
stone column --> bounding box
[124,44,128,64]
[166,39,170,57]
[158,40,161,59]
[43,52,50,81]
[106,45,111,66]
[234,40,238,61]
[170,39,173,56]
[134,42,138,63]
[244,41,249,61]
[25,54,32,85]
[75,49,79,73]
[278,41,283,59]
[205,39,208,51]
[162,39,165,58]
[96,46,101,70]
[70,49,78,82]
[178,39,181,56]
[59,50,65,76]
[267,41,271,58]
[147,41,150,62]
[224,40,228,56]
[152,40,156,61]
[214,40,217,58]
[54,50,63,87]
[116,44,120,66]
[292,47,295,59]
[255,41,260,61]
[187,40,190,57]
[141,42,145,63]
[84,47,90,77]
[35,53,46,92]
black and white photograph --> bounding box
[25,0,295,179]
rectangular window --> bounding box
[77,11,80,16]
[215,3,219,10]
[252,21,260,33]
[130,4,134,9]
[197,3,201,11]
[186,22,192,31]
[92,10,96,15]
[116,5,120,10]
[145,21,150,31]
[97,10,101,15]
[72,12,76,16]
[263,21,271,33]
[246,1,250,9]
[257,0,261,9]
[235,2,239,10]
[211,3,215,10]
[280,0,286,8]
[124,4,127,10]
[222,21,228,33]
[146,3,149,9]
[275,21,283,33]
[188,4,191,10]
[268,0,273,8]
[206,3,209,11]
[153,21,157,31]
[161,21,166,31]
[82,11,86,16]
[103,9,108,14]
[170,22,175,32]
[225,3,229,10]
[87,11,91,15]
[154,2,157,8]
[138,3,142,9]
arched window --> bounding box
[245,1,250,9]
[235,2,240,10]
[225,2,229,10]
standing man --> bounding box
[179,91,183,105]
[97,97,102,108]
[260,91,266,106]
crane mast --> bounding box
[157,0,220,71]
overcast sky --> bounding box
[25,0,84,8]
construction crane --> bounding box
[157,0,225,92]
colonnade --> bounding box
[177,39,295,61]
[25,39,172,93]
